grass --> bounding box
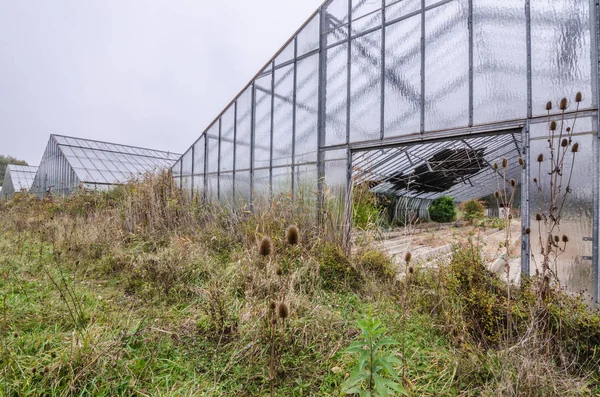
[1,172,599,396]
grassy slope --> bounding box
[0,231,456,396]
[1,177,599,396]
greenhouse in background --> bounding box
[174,0,598,301]
[31,134,180,197]
[1,165,39,200]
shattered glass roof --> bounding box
[7,165,39,191]
[52,135,181,185]
[353,131,523,202]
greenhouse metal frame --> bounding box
[174,0,600,301]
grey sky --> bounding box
[0,0,324,164]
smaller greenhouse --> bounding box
[1,165,39,200]
[31,134,181,197]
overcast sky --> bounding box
[0,0,324,164]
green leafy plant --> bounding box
[428,196,456,223]
[341,317,404,396]
[459,198,485,225]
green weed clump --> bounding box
[355,249,396,280]
[316,242,362,290]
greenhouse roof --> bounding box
[51,134,181,185]
[6,165,38,191]
[353,131,523,203]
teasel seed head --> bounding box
[535,213,542,221]
[494,191,500,198]
[276,267,283,276]
[559,97,568,110]
[572,142,579,153]
[566,127,571,133]
[277,302,289,319]
[286,225,299,245]
[13,332,18,338]
[32,368,37,374]
[404,251,412,264]
[537,154,544,162]
[508,214,513,220]
[554,235,560,243]
[269,301,277,311]
[408,266,414,274]
[271,318,278,326]
[533,178,538,184]
[258,237,273,257]
[43,366,49,374]
[518,158,524,166]
[493,162,498,170]
[562,235,569,243]
[525,227,531,235]
[502,158,508,168]
[575,92,583,103]
[545,101,552,111]
[561,139,568,147]
[550,121,557,131]
[510,179,517,188]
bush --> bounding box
[355,249,396,280]
[459,198,485,225]
[316,242,361,290]
[428,196,457,223]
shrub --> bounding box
[316,242,361,290]
[355,249,396,280]
[459,198,485,225]
[428,196,457,223]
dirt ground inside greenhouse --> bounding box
[369,220,523,281]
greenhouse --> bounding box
[1,165,39,200]
[31,134,180,197]
[174,0,599,301]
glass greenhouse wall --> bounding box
[1,165,38,200]
[174,0,600,300]
[31,134,180,197]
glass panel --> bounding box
[350,29,381,142]
[219,173,234,203]
[324,0,349,29]
[384,14,421,137]
[473,0,527,124]
[273,167,292,196]
[424,0,469,131]
[275,40,295,65]
[327,26,349,46]
[254,75,272,169]
[206,124,219,174]
[207,174,218,201]
[220,107,235,173]
[193,175,204,197]
[294,163,319,203]
[529,132,594,297]
[385,0,420,20]
[193,136,205,176]
[352,0,382,20]
[296,54,319,163]
[531,0,592,115]
[273,65,294,167]
[324,149,348,225]
[297,13,320,56]
[325,42,348,146]
[352,11,382,35]
[236,88,252,171]
[235,170,251,201]
[253,168,271,199]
